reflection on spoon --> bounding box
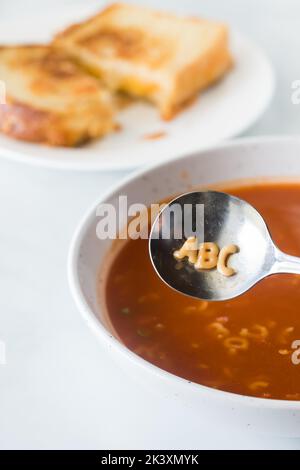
[149,190,300,301]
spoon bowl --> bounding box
[149,191,300,301]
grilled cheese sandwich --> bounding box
[0,45,115,146]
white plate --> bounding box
[0,14,275,171]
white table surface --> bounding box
[1,0,300,450]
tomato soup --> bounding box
[102,183,300,400]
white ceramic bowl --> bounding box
[69,136,300,437]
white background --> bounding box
[0,0,300,450]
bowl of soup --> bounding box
[69,136,300,437]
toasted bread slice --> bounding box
[55,3,233,119]
[0,45,115,146]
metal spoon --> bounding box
[149,190,300,301]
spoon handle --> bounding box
[274,249,300,275]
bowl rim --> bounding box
[68,135,300,411]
